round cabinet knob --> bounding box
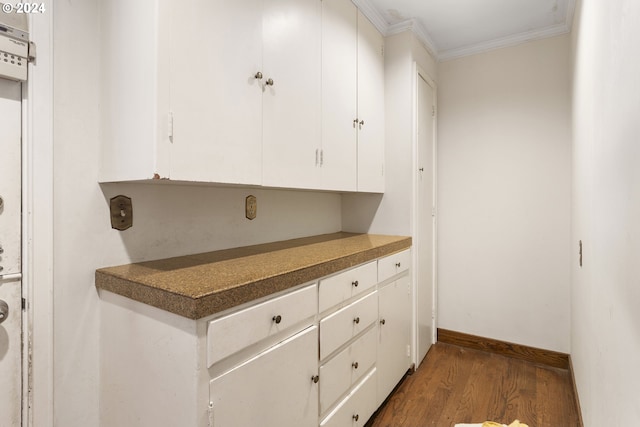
[0,300,8,325]
[0,245,4,254]
[272,315,282,324]
[380,318,386,325]
[266,78,274,86]
[311,375,319,384]
[353,414,360,422]
[353,118,359,125]
[395,262,401,268]
[352,280,359,287]
[359,120,365,126]
[352,361,359,369]
[353,317,360,324]
[0,195,4,210]
[254,71,263,79]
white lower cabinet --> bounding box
[210,325,319,427]
[99,249,412,427]
[320,369,378,427]
[377,274,412,405]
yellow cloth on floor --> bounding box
[482,421,528,427]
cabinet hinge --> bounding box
[168,112,174,142]
[432,206,436,217]
[406,344,411,357]
[432,105,436,117]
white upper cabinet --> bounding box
[99,0,384,192]
[169,0,263,185]
[320,0,358,192]
[357,11,385,193]
[261,0,322,190]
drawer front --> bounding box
[378,249,411,283]
[319,261,377,313]
[320,291,377,360]
[319,326,377,414]
[320,368,378,427]
[207,284,317,367]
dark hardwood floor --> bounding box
[366,342,581,427]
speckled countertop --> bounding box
[95,232,411,320]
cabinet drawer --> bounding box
[378,249,411,283]
[319,261,377,313]
[207,284,317,367]
[320,291,377,360]
[319,326,376,414]
[320,368,377,427]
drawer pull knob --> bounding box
[272,315,282,324]
[352,361,359,369]
[352,280,359,287]
[395,262,401,268]
[353,317,360,324]
[311,375,319,384]
[380,318,386,325]
[353,414,359,422]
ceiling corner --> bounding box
[351,0,389,35]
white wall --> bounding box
[52,1,341,425]
[571,0,640,424]
[342,30,437,235]
[436,35,572,352]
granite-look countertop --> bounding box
[95,232,411,320]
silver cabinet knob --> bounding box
[265,78,274,86]
[254,71,263,79]
[0,300,8,325]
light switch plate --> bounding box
[110,195,133,230]
[245,195,257,220]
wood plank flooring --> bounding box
[366,343,581,427]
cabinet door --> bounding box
[320,0,357,191]
[169,0,263,184]
[356,11,385,193]
[262,0,322,189]
[210,326,318,427]
[377,275,411,405]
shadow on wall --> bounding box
[98,182,344,264]
[341,192,384,233]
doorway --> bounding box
[414,68,436,366]
[0,77,23,425]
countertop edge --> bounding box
[96,235,411,320]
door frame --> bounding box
[22,5,54,426]
[410,63,437,367]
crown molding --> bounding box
[353,0,576,62]
[350,0,388,34]
[438,22,571,61]
[386,18,438,59]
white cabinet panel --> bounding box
[378,249,411,283]
[377,275,411,405]
[356,11,385,193]
[320,0,358,191]
[262,0,322,189]
[169,0,263,184]
[320,291,377,360]
[319,261,377,313]
[319,326,376,414]
[210,326,318,427]
[320,369,377,427]
[207,284,317,366]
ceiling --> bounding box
[355,0,576,61]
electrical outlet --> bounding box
[245,195,257,220]
[110,195,133,230]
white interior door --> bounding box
[416,72,435,366]
[0,77,23,426]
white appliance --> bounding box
[0,4,28,81]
